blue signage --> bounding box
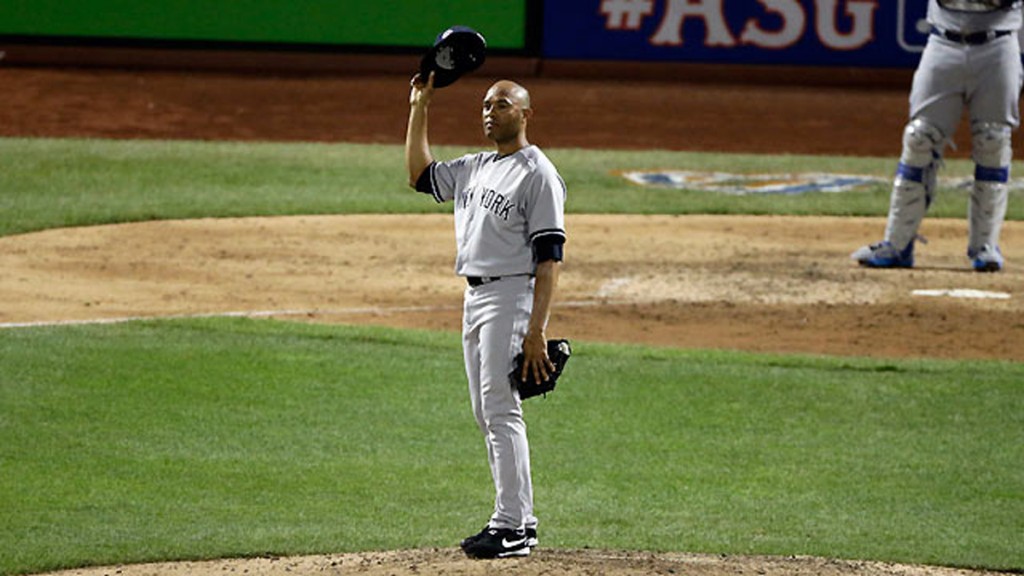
[543,0,929,68]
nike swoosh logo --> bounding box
[502,536,528,548]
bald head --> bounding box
[485,80,531,110]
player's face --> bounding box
[482,86,528,144]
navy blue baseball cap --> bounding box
[419,26,487,88]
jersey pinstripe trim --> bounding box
[427,164,445,203]
[530,228,566,242]
[414,161,445,203]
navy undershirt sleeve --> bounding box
[533,234,565,263]
[414,162,436,195]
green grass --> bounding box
[3,137,1023,236]
[1,320,1022,574]
[0,138,444,236]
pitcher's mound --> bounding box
[34,549,1006,576]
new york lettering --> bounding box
[478,188,515,221]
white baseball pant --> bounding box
[462,275,538,532]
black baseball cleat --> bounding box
[460,527,531,558]
[461,525,538,550]
[459,525,490,549]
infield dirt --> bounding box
[3,66,1020,575]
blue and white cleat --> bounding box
[851,240,915,268]
[969,244,1004,273]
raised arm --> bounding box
[405,72,436,187]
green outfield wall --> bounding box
[0,0,528,49]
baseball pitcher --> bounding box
[405,72,567,559]
[853,0,1023,271]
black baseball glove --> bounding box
[510,339,572,400]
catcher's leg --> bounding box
[968,121,1012,271]
[964,35,1021,271]
[885,118,945,249]
[852,118,945,267]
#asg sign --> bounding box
[603,0,877,51]
[543,0,928,68]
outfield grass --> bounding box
[1,136,1022,574]
[1,320,1021,575]
[3,137,1022,236]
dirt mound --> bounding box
[35,548,1007,576]
[2,214,1021,360]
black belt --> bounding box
[932,27,1013,45]
[466,276,501,287]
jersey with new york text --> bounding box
[931,0,1022,33]
[418,145,566,278]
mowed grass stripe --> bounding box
[0,319,1021,574]
[3,137,1023,237]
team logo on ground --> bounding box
[621,170,1024,196]
[620,170,886,195]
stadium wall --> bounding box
[0,0,920,87]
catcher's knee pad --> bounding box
[971,122,1012,183]
[898,118,945,174]
[894,118,944,211]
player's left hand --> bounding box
[520,329,556,384]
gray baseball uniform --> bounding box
[417,144,566,532]
[854,0,1022,271]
